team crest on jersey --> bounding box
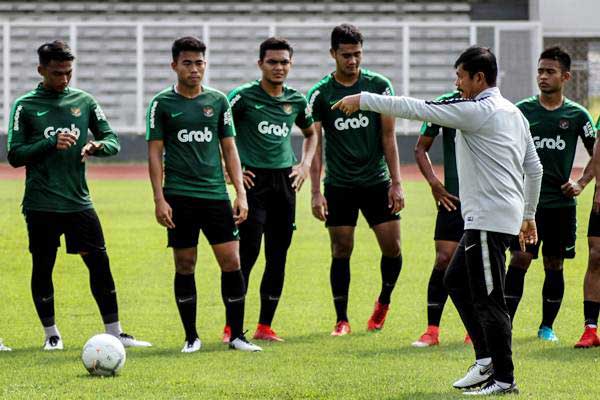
[70,107,81,117]
[203,106,214,117]
[559,119,570,130]
[282,103,293,114]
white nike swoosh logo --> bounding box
[565,246,575,251]
[465,244,477,251]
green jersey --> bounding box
[307,69,394,188]
[7,84,120,213]
[146,85,235,201]
[228,80,313,169]
[420,91,461,197]
[517,96,597,208]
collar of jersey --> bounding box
[475,86,499,100]
[36,83,70,97]
[330,70,362,89]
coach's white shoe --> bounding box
[0,339,11,351]
[463,380,519,396]
[453,362,493,389]
[43,335,64,351]
[229,335,262,352]
[117,333,152,348]
[181,338,202,353]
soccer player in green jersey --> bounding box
[224,38,317,343]
[413,91,469,347]
[308,24,404,336]
[504,47,597,342]
[7,41,151,350]
[147,37,261,353]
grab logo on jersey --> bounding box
[334,114,369,131]
[533,135,565,150]
[177,127,213,143]
[258,121,289,137]
[44,124,81,140]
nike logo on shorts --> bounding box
[465,244,478,251]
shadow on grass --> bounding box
[525,344,600,361]
[382,390,465,399]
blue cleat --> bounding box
[537,326,559,342]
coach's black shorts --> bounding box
[588,209,600,237]
[434,202,464,242]
[244,166,295,229]
[509,206,576,259]
[165,194,238,248]
[24,208,106,254]
[324,181,400,228]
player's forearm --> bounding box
[414,147,440,187]
[222,142,245,196]
[310,142,323,193]
[382,132,402,185]
[578,157,595,187]
[147,150,165,203]
[94,132,120,157]
[7,137,57,168]
[299,128,318,168]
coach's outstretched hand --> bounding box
[332,94,361,116]
[519,219,538,252]
[233,193,248,225]
[388,182,405,214]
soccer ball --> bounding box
[81,334,126,376]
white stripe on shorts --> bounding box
[480,231,493,295]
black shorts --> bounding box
[434,202,464,242]
[244,167,295,229]
[324,181,400,228]
[588,209,600,237]
[24,208,106,254]
[165,194,238,248]
[509,206,576,259]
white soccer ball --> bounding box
[81,333,126,376]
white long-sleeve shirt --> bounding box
[361,87,543,236]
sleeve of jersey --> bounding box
[295,96,314,129]
[219,96,236,139]
[6,101,57,167]
[523,132,543,220]
[146,98,164,141]
[579,111,597,152]
[420,122,441,137]
[306,86,322,123]
[227,88,244,121]
[89,100,120,157]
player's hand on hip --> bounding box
[81,140,104,162]
[233,193,248,225]
[561,180,583,197]
[518,219,538,252]
[155,198,175,229]
[431,180,459,211]
[56,132,77,150]
[388,182,405,214]
[311,191,328,221]
[331,94,361,116]
[289,162,309,192]
[242,170,255,189]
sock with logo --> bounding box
[427,267,448,326]
[584,300,600,327]
[541,269,564,329]
[81,250,119,324]
[504,265,527,322]
[331,258,350,322]
[31,250,59,327]
[378,255,402,305]
[222,270,246,340]
[105,321,123,336]
[174,273,198,343]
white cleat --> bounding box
[116,332,152,348]
[43,335,64,351]
[229,335,262,352]
[453,362,493,389]
[463,381,519,396]
[181,338,202,353]
[0,339,11,351]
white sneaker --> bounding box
[181,338,202,353]
[43,335,64,351]
[229,335,262,352]
[453,362,493,389]
[464,380,519,396]
[0,339,11,351]
[116,333,152,348]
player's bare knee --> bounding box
[174,256,196,275]
[588,246,600,273]
[509,251,532,270]
[382,242,401,258]
[332,241,353,258]
[434,251,453,270]
[218,253,240,273]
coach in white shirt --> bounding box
[333,46,543,396]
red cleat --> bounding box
[331,321,351,336]
[464,333,472,345]
[253,324,284,342]
[367,301,390,331]
[412,325,440,347]
[575,326,600,348]
[222,325,231,344]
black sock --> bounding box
[174,273,198,342]
[541,269,564,329]
[31,250,58,327]
[504,265,527,322]
[222,270,246,339]
[427,268,448,326]
[330,258,350,322]
[584,300,600,326]
[81,250,119,324]
[378,255,402,305]
[259,294,279,326]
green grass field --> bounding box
[1,177,599,399]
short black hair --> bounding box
[539,46,571,72]
[331,24,363,50]
[454,46,497,86]
[259,37,293,61]
[172,36,206,61]
[37,40,75,66]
